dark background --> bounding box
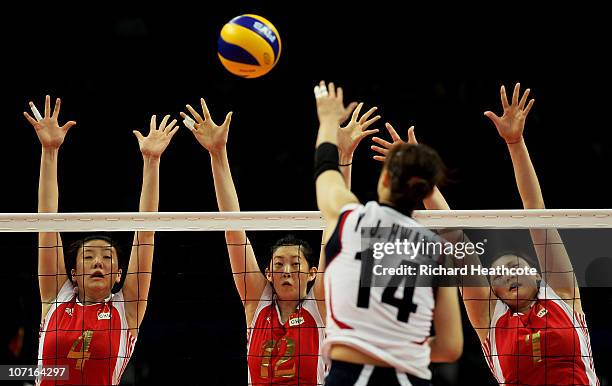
[1,3,611,385]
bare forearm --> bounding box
[210,148,248,244]
[210,148,241,212]
[38,149,59,213]
[137,157,160,241]
[316,122,338,147]
[507,139,545,209]
[339,152,352,189]
[423,187,450,210]
[37,148,66,298]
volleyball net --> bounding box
[1,209,610,385]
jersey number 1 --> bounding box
[356,251,418,323]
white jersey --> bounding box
[323,201,441,380]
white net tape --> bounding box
[1,209,612,232]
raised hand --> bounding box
[336,85,359,125]
[181,98,232,155]
[371,122,417,162]
[484,83,535,144]
[133,115,179,159]
[337,102,381,157]
[314,80,358,125]
[24,95,76,149]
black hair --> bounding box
[66,234,125,293]
[488,251,542,295]
[268,235,316,269]
[383,143,446,216]
[488,250,541,274]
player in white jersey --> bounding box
[313,81,463,386]
[24,96,178,385]
[180,95,379,385]
[371,83,599,385]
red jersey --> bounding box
[247,284,325,385]
[482,285,598,385]
[37,281,136,385]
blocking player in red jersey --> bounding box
[24,96,178,385]
[180,93,378,385]
[373,83,599,385]
[315,81,463,386]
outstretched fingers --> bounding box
[200,98,212,121]
[483,111,501,126]
[518,88,531,111]
[44,95,51,118]
[407,126,418,144]
[163,118,178,134]
[361,115,381,131]
[328,82,337,99]
[186,104,204,124]
[159,115,170,131]
[359,128,380,141]
[180,112,196,131]
[52,98,61,119]
[222,111,233,128]
[372,136,394,149]
[132,130,145,143]
[314,80,327,98]
[29,102,43,121]
[351,102,364,123]
[500,85,510,110]
[167,125,180,138]
[385,122,401,142]
[511,83,521,107]
[61,121,76,132]
[149,115,157,133]
[523,98,535,116]
[23,111,38,127]
[346,101,358,115]
[371,145,390,156]
[336,86,344,103]
[359,106,378,124]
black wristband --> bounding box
[314,143,341,180]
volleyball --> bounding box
[217,14,281,78]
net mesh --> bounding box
[1,210,609,386]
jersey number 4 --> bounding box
[356,251,418,323]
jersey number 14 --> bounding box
[356,251,418,323]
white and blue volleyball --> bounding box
[217,14,281,78]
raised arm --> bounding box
[485,83,580,309]
[124,115,178,330]
[372,123,450,210]
[314,83,380,314]
[24,96,76,308]
[372,124,493,342]
[333,86,371,189]
[181,100,268,310]
[314,81,372,233]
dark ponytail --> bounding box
[384,143,445,215]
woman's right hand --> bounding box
[371,122,417,162]
[181,98,232,155]
[24,95,76,149]
[483,83,535,145]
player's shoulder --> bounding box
[339,202,364,215]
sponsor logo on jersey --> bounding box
[97,309,111,320]
[537,307,548,318]
[65,308,73,316]
[289,317,305,327]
